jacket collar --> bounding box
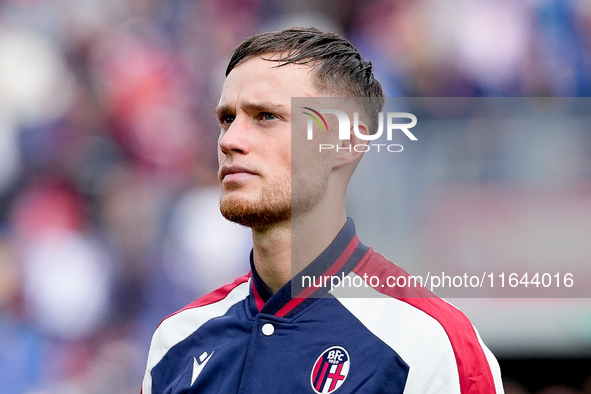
[248,218,371,319]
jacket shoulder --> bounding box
[142,273,251,393]
[339,250,502,393]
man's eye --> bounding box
[261,112,276,121]
[220,115,235,124]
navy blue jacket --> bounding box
[143,219,503,393]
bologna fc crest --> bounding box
[310,346,350,393]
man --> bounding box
[142,27,504,393]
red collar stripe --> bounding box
[251,278,266,312]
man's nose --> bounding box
[218,118,251,156]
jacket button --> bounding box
[262,323,275,336]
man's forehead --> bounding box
[218,55,319,109]
[232,52,316,72]
[226,54,320,88]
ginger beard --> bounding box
[219,172,291,228]
[219,166,328,228]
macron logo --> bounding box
[191,350,214,386]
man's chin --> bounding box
[220,195,290,228]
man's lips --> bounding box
[219,165,258,183]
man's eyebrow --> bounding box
[242,101,289,114]
[215,101,289,119]
[215,104,232,120]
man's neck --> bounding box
[251,208,347,294]
[251,221,292,293]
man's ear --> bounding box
[333,120,369,168]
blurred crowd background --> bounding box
[0,0,590,392]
